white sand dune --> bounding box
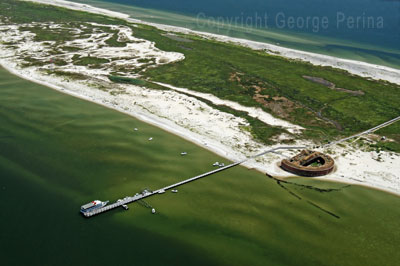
[155,82,304,134]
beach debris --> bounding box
[180,152,187,156]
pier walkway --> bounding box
[82,146,305,218]
[83,115,400,218]
[322,116,400,148]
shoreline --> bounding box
[26,0,400,85]
[3,0,399,196]
[2,60,399,198]
[0,61,239,161]
[130,22,400,85]
[75,0,400,69]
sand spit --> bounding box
[0,0,397,195]
[26,0,130,20]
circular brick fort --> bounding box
[280,150,334,177]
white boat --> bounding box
[148,137,153,141]
[172,189,178,193]
[80,200,109,214]
[134,128,138,131]
[151,208,156,214]
[158,189,165,194]
[122,204,128,210]
[212,162,226,167]
[180,152,187,156]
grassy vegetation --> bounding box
[370,141,400,153]
[60,46,83,52]
[134,30,400,138]
[128,24,400,148]
[52,58,68,66]
[175,90,286,145]
[73,56,109,66]
[108,75,167,90]
[19,24,92,44]
[19,25,74,43]
[47,70,88,80]
[1,0,399,151]
[20,56,47,67]
[105,32,127,47]
[0,0,123,25]
[137,58,153,64]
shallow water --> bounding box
[71,0,400,68]
[1,66,400,265]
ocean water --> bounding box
[72,0,400,68]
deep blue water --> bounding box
[103,0,400,51]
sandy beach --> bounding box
[1,0,399,195]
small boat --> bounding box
[80,200,109,214]
[151,208,156,214]
[134,128,138,131]
[171,189,178,193]
[158,189,165,194]
[122,204,128,210]
[212,162,219,167]
[148,137,153,141]
[219,163,225,167]
[180,152,187,156]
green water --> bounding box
[1,67,400,265]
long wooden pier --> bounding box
[322,116,400,148]
[82,115,400,218]
[81,146,305,218]
[82,193,153,217]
